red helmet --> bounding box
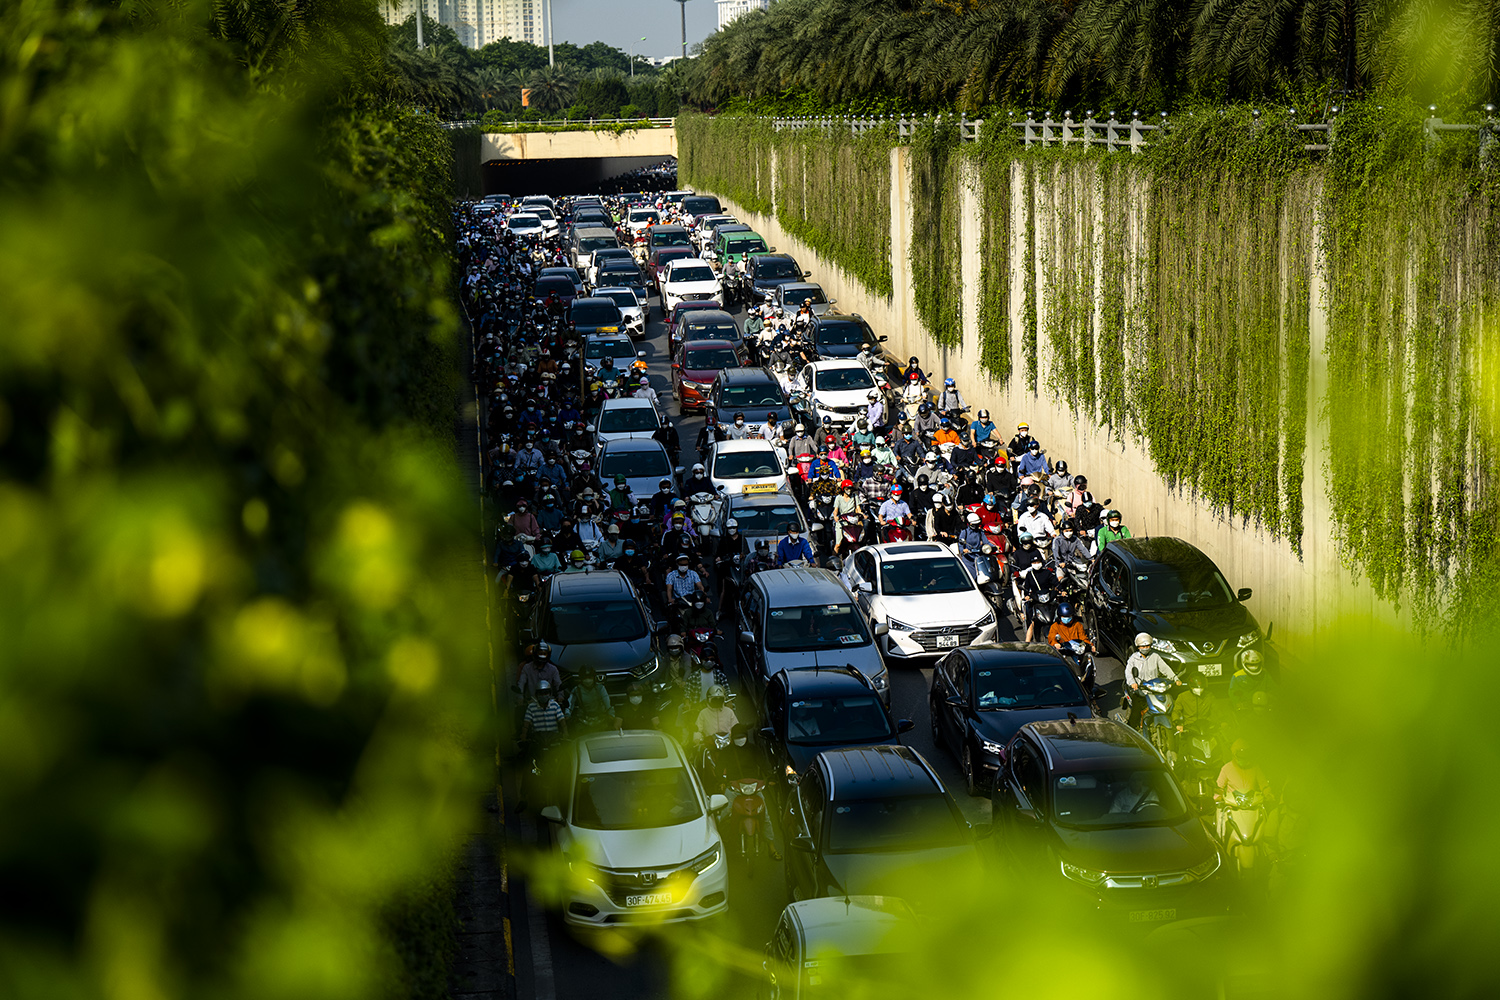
[908,371,919,381]
[825,434,837,443]
[839,478,854,489]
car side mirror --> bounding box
[674,466,685,476]
[946,697,964,710]
[802,270,812,277]
[896,718,915,734]
[878,335,888,342]
[857,581,874,594]
[759,725,775,741]
[739,630,755,645]
[708,793,730,814]
[539,805,563,823]
[1237,587,1253,601]
[791,835,815,853]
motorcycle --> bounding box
[687,490,723,557]
[1218,788,1268,875]
[726,776,770,876]
[969,544,1006,605]
[1060,638,1097,691]
[1175,726,1223,814]
[1134,677,1177,761]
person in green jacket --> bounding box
[1096,509,1133,550]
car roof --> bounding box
[601,437,667,454]
[540,266,580,275]
[961,642,1070,668]
[776,665,877,697]
[1025,718,1159,770]
[729,492,803,512]
[780,282,823,295]
[713,438,779,454]
[814,311,866,325]
[571,296,618,308]
[584,332,630,344]
[818,745,941,799]
[1110,536,1216,571]
[548,568,632,600]
[598,397,653,411]
[577,730,684,774]
[808,359,870,371]
[666,256,713,269]
[682,338,737,354]
[718,367,778,385]
[863,542,951,561]
[682,310,735,324]
[785,897,917,954]
[593,286,638,298]
[573,226,617,237]
[755,567,855,606]
[751,251,797,262]
[652,224,691,233]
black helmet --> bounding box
[734,411,745,421]
[1055,459,1068,474]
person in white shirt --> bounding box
[1124,632,1180,728]
[1017,499,1057,540]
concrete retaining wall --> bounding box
[697,147,1397,642]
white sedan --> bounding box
[506,212,544,239]
[839,542,999,661]
[706,438,790,497]
[661,257,724,314]
[541,731,729,926]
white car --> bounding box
[694,215,736,253]
[661,258,723,314]
[839,542,999,661]
[541,731,729,926]
[529,204,560,238]
[706,438,790,497]
[627,207,660,235]
[506,212,544,239]
[791,360,880,428]
[595,286,647,338]
[592,396,665,451]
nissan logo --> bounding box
[1143,875,1159,889]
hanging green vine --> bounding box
[909,118,964,348]
[675,114,773,214]
[970,119,1020,382]
[1323,102,1499,627]
[1022,167,1039,388]
[1096,159,1130,432]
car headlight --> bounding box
[871,667,889,692]
[1152,637,1178,654]
[1060,860,1107,886]
[1185,851,1222,882]
[632,656,660,679]
[687,846,721,876]
[974,610,996,628]
[1236,629,1261,648]
[568,858,603,884]
[886,617,915,632]
[978,737,1004,756]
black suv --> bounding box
[785,746,980,903]
[761,667,914,793]
[810,312,884,360]
[928,643,1101,796]
[992,718,1223,922]
[709,368,793,427]
[746,253,811,300]
[1087,537,1263,686]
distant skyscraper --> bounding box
[715,0,769,30]
[380,0,543,48]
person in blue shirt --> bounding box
[1018,440,1051,477]
[775,523,815,565]
[968,409,997,449]
[878,486,912,524]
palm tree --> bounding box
[527,62,580,112]
[1043,0,1194,102]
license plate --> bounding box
[936,634,960,648]
[625,892,673,907]
[1198,662,1222,677]
[1129,908,1177,923]
[742,483,779,494]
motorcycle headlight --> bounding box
[1186,852,1222,881]
[886,617,915,632]
[1060,860,1107,886]
[687,846,721,875]
[1236,629,1261,648]
[1152,637,1178,654]
[871,667,889,692]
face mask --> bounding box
[1191,686,1204,697]
[733,737,747,747]
[709,700,724,709]
[1060,616,1074,625]
[629,694,643,705]
[624,548,635,556]
[581,677,594,686]
[1063,530,1074,538]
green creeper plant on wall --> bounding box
[971,119,1020,383]
[909,118,964,348]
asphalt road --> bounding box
[504,283,1128,1000]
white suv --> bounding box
[661,257,723,314]
[791,360,880,429]
[839,542,999,660]
[541,731,729,926]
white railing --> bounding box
[442,116,676,131]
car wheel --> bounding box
[962,742,981,797]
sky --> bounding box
[548,0,721,60]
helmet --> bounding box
[983,493,996,507]
[733,411,745,421]
[1075,475,1089,488]
[767,412,776,422]
[977,409,989,420]
[794,424,805,434]
[891,486,903,495]
[875,436,886,445]
[726,518,739,529]
[840,478,854,489]
[570,549,585,563]
[536,678,554,694]
[924,451,937,462]
[1058,602,1074,621]
[867,390,880,400]
[908,371,920,382]
[1240,649,1264,675]
[1135,632,1154,650]
[1018,531,1034,546]
[536,640,552,660]
[919,403,931,415]
[944,377,955,387]
[692,463,705,474]
[666,634,684,651]
[966,511,981,525]
[939,417,951,426]
[1055,459,1069,474]
[707,684,727,702]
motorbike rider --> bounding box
[904,355,931,385]
[535,493,566,534]
[865,390,886,430]
[877,485,912,525]
[775,522,816,566]
[1172,676,1224,739]
[616,681,660,730]
[956,512,988,573]
[1046,601,1092,650]
[833,480,863,552]
[696,406,730,457]
[1018,439,1051,477]
[693,685,739,745]
[598,523,626,565]
[851,416,876,451]
[1048,459,1073,494]
[562,548,590,573]
[894,428,923,464]
[681,652,731,717]
[529,540,563,576]
[968,409,997,450]
[1007,421,1036,457]
[744,537,777,576]
[516,640,563,703]
[913,402,941,444]
[1017,497,1058,542]
[718,722,781,859]
[1097,508,1133,550]
[568,664,616,732]
[870,435,897,468]
[681,593,717,638]
[661,631,701,686]
[933,417,962,449]
[937,377,966,415]
[1229,649,1273,715]
[664,553,706,622]
[915,450,952,488]
[1124,631,1181,727]
[726,411,754,440]
[928,493,963,543]
[1052,519,1091,569]
[787,423,817,467]
[683,462,714,498]
[1216,739,1271,804]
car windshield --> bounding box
[597,407,658,432]
[684,321,739,341]
[652,231,693,248]
[684,348,740,371]
[756,257,801,277]
[728,503,801,534]
[974,663,1087,710]
[786,695,892,745]
[591,252,631,267]
[572,303,622,326]
[670,265,716,283]
[815,368,876,391]
[601,448,671,479]
[784,287,827,305]
[728,238,769,254]
[544,598,647,643]
[531,207,556,220]
[682,196,721,215]
[826,795,966,853]
[1050,768,1190,829]
[572,767,704,831]
[630,210,659,223]
[535,277,572,294]
[600,290,639,309]
[764,604,870,651]
[719,383,787,408]
[584,340,635,360]
[714,449,782,479]
[816,321,869,346]
[879,557,972,595]
[600,266,642,283]
[580,236,617,253]
[1134,566,1236,611]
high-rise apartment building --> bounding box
[715,0,769,30]
[380,0,544,49]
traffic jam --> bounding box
[460,175,1281,986]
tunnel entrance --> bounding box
[482,156,676,197]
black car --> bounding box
[760,667,914,791]
[709,368,793,428]
[593,259,649,302]
[991,718,1224,922]
[717,491,812,582]
[568,296,623,337]
[928,643,1101,796]
[525,570,671,711]
[810,312,884,360]
[746,253,811,299]
[785,746,981,904]
[1086,537,1263,685]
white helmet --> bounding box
[1135,632,1154,650]
[966,511,981,525]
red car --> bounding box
[672,339,743,413]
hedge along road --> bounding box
[488,245,1129,1000]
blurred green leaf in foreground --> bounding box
[0,1,488,998]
